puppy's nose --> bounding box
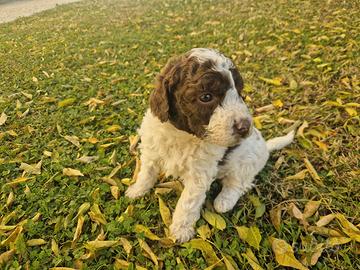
[233,119,251,137]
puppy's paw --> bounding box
[125,184,149,199]
[213,193,237,213]
[169,223,195,243]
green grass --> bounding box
[0,0,359,269]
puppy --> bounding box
[126,48,294,243]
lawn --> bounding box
[0,0,359,269]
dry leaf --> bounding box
[6,192,14,207]
[72,215,85,245]
[242,248,264,270]
[76,155,99,163]
[27,239,47,246]
[0,112,7,126]
[202,210,226,230]
[63,168,84,177]
[134,224,160,240]
[84,240,119,251]
[51,239,59,256]
[74,202,90,219]
[316,214,336,227]
[303,158,322,185]
[326,237,352,247]
[110,186,120,200]
[307,226,343,237]
[236,226,262,250]
[183,239,221,266]
[138,238,158,266]
[270,206,283,232]
[248,195,266,218]
[197,224,212,240]
[119,237,132,256]
[64,135,81,148]
[296,121,309,138]
[285,170,308,181]
[288,203,307,226]
[3,176,31,187]
[336,214,360,242]
[158,196,172,228]
[20,161,42,175]
[129,134,140,154]
[58,98,76,108]
[269,237,308,270]
[259,76,283,86]
[272,99,284,108]
[0,249,15,265]
[255,104,274,113]
[303,201,321,219]
[107,125,121,133]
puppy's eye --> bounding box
[199,93,213,103]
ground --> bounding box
[0,0,359,269]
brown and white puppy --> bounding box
[126,48,294,243]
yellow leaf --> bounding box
[138,238,158,266]
[236,226,262,250]
[76,155,98,163]
[89,204,107,225]
[64,135,81,148]
[197,224,212,240]
[129,134,140,155]
[1,226,23,246]
[158,196,172,228]
[253,116,262,129]
[303,201,321,219]
[51,239,59,256]
[74,202,90,219]
[154,187,173,195]
[107,125,121,133]
[132,156,141,181]
[87,137,99,144]
[269,237,308,270]
[157,180,183,194]
[222,253,238,270]
[119,237,132,256]
[58,98,76,108]
[270,206,283,232]
[259,76,283,86]
[336,214,360,242]
[0,112,7,126]
[272,99,284,108]
[21,91,32,100]
[183,239,221,266]
[303,158,322,185]
[202,210,226,230]
[285,170,308,181]
[313,140,328,151]
[134,224,160,240]
[6,192,14,207]
[110,186,120,200]
[302,243,324,266]
[20,161,42,175]
[0,249,15,265]
[72,215,85,245]
[27,239,47,246]
[63,168,84,177]
[316,214,336,227]
[114,258,130,270]
[307,226,343,237]
[326,237,352,247]
[255,104,274,113]
[50,268,77,270]
[296,121,309,138]
[242,248,264,270]
[345,107,357,117]
[84,240,119,251]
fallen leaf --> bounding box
[242,248,264,270]
[63,168,84,177]
[222,253,238,270]
[138,238,158,266]
[316,214,336,227]
[27,239,47,246]
[326,237,352,247]
[259,76,283,86]
[285,170,308,180]
[345,107,357,117]
[296,121,309,138]
[272,99,284,108]
[72,215,85,246]
[269,237,308,270]
[270,206,283,232]
[288,203,307,226]
[303,158,322,185]
[0,112,7,126]
[64,135,81,148]
[110,186,119,200]
[202,210,226,230]
[3,177,31,187]
[76,155,99,163]
[20,161,42,175]
[21,91,32,100]
[336,214,360,242]
[129,134,140,154]
[134,224,160,240]
[58,98,76,107]
[51,239,59,256]
[307,226,343,237]
[158,196,172,228]
[6,192,14,207]
[89,204,107,225]
[74,202,91,219]
[0,249,15,265]
[197,224,212,240]
[183,239,221,266]
[248,195,266,218]
[84,240,119,251]
[236,226,262,250]
[119,237,132,256]
[303,201,321,219]
[107,125,121,133]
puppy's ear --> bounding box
[230,67,244,97]
[150,56,184,122]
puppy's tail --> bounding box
[266,130,295,152]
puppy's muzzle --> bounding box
[233,118,251,137]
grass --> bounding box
[0,0,359,269]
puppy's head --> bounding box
[150,48,252,147]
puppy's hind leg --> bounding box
[125,153,160,199]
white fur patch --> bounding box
[189,48,234,71]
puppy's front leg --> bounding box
[126,154,160,199]
[170,178,211,243]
